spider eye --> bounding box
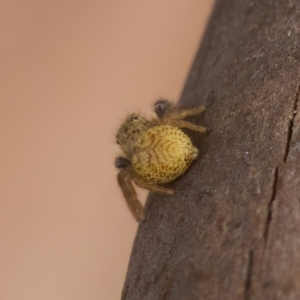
[116,140,120,144]
[131,115,139,120]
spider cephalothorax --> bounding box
[115,99,206,221]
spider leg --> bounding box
[134,175,174,195]
[165,105,206,120]
[177,105,205,119]
[154,99,205,122]
[167,120,207,133]
[116,158,145,222]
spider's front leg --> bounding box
[170,105,206,120]
[168,120,207,133]
[115,157,145,222]
[154,99,207,133]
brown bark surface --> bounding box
[121,1,300,299]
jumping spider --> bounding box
[115,99,206,222]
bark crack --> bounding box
[244,250,253,300]
[243,83,300,299]
[263,83,299,246]
[263,167,279,244]
[283,83,300,162]
[162,233,177,300]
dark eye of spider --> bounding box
[132,115,139,120]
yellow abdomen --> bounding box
[131,126,198,183]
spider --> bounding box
[115,99,206,222]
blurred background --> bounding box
[0,1,213,299]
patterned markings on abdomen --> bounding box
[132,125,198,183]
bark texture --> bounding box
[122,0,300,299]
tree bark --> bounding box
[121,0,300,299]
